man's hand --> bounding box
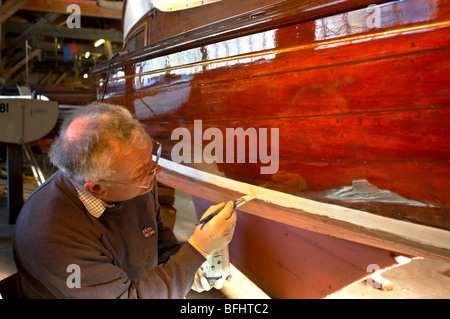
[188,201,236,258]
[191,268,225,292]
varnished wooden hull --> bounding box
[91,0,450,297]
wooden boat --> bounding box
[90,0,450,298]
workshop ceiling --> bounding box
[0,0,124,91]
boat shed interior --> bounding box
[0,0,449,301]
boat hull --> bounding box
[94,0,450,230]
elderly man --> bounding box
[13,103,236,298]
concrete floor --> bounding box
[0,178,449,299]
[327,258,450,299]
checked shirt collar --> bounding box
[73,184,115,218]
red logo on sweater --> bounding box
[142,226,155,238]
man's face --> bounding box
[99,135,161,202]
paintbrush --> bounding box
[198,195,256,229]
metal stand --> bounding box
[1,97,58,224]
[6,144,23,224]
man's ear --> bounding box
[83,181,106,197]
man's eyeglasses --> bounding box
[99,139,161,189]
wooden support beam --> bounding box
[5,21,123,42]
[6,48,41,81]
[38,71,53,85]
[22,0,122,19]
[104,39,113,60]
[5,12,60,56]
[54,72,68,85]
[0,0,31,24]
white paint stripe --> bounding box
[159,158,450,251]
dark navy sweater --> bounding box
[13,170,205,298]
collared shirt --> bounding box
[73,184,115,218]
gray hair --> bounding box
[50,102,149,187]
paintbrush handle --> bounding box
[198,196,255,229]
[198,210,219,229]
